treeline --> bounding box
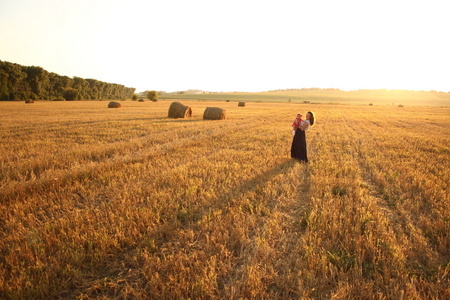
[0,60,135,100]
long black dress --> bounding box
[291,127,308,162]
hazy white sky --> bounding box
[0,0,449,92]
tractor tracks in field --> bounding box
[357,158,447,275]
[142,155,312,298]
[228,161,311,297]
[225,159,312,297]
[264,163,312,296]
[356,156,449,287]
[347,122,409,232]
[350,124,448,284]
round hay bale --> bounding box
[138,99,145,102]
[25,99,34,104]
[108,101,121,108]
[238,102,245,107]
[168,102,192,118]
[151,99,158,102]
[226,99,230,102]
[203,107,226,120]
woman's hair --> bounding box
[308,111,315,126]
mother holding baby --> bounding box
[291,111,315,162]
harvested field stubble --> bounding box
[0,100,449,299]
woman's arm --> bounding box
[298,121,309,131]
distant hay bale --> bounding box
[168,102,192,118]
[238,102,245,107]
[226,99,230,102]
[108,101,121,108]
[398,104,404,107]
[203,107,226,120]
[303,100,311,104]
[25,99,34,104]
[369,103,373,106]
[151,99,158,102]
[138,99,145,102]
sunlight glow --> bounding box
[0,0,449,93]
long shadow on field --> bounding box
[139,157,310,297]
[154,157,302,247]
[75,158,306,297]
[222,158,300,209]
[203,158,300,218]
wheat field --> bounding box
[0,100,449,299]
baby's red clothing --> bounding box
[292,115,303,130]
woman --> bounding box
[291,111,315,162]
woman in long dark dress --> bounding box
[291,111,315,162]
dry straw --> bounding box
[203,107,226,120]
[168,102,192,118]
[108,101,121,108]
[238,102,245,107]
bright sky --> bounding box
[0,0,449,93]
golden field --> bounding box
[0,100,449,299]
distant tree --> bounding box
[147,90,158,101]
[25,66,49,99]
[73,77,88,99]
[0,61,30,99]
[63,88,78,100]
[0,69,8,100]
[86,78,100,100]
[131,94,139,101]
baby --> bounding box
[292,113,303,135]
